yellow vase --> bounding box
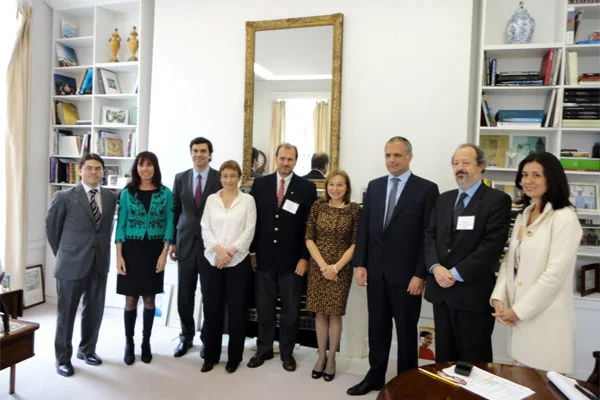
[127,26,139,62]
[108,28,121,62]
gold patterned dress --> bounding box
[305,199,360,316]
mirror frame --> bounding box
[242,13,344,188]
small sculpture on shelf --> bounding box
[505,147,517,169]
[506,0,535,44]
[108,28,121,62]
[127,26,139,62]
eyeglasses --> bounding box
[83,166,103,172]
[221,174,239,180]
[436,369,467,385]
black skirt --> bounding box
[116,238,164,296]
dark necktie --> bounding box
[453,192,468,230]
[195,174,203,207]
[89,189,101,228]
[384,178,399,228]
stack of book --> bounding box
[53,69,92,96]
[480,95,495,126]
[563,88,600,128]
[495,72,543,86]
[96,131,124,157]
[54,129,90,157]
[495,109,544,128]
[484,48,560,86]
[49,158,80,184]
[579,73,600,86]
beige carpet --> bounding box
[0,303,399,400]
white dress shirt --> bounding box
[82,182,102,212]
[201,190,257,267]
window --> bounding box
[0,1,18,263]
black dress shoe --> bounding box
[174,341,193,358]
[347,380,383,396]
[201,362,215,372]
[225,361,239,373]
[76,352,103,366]
[282,355,297,372]
[247,351,274,368]
[56,362,74,377]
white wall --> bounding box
[149,0,477,358]
[27,0,52,279]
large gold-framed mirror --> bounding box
[242,13,343,188]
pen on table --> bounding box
[418,368,461,388]
[574,383,598,400]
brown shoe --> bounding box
[282,355,296,372]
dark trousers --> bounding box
[55,267,107,364]
[255,269,303,358]
[433,302,495,363]
[203,258,252,363]
[177,243,211,343]
[365,277,422,387]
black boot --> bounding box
[124,309,136,365]
[141,307,155,364]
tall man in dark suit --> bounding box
[46,153,118,377]
[424,144,511,364]
[347,136,439,396]
[302,152,329,180]
[170,137,222,357]
[247,143,317,372]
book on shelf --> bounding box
[97,68,121,95]
[49,158,80,184]
[126,130,137,157]
[54,74,77,96]
[495,80,543,86]
[543,89,558,127]
[77,68,93,95]
[76,120,92,125]
[496,121,542,128]
[55,101,79,125]
[577,39,600,44]
[566,7,575,45]
[579,73,600,85]
[540,49,555,86]
[496,109,544,120]
[60,19,78,38]
[56,43,78,67]
[566,52,578,86]
[561,150,590,158]
[563,119,600,128]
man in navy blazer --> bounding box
[247,143,317,372]
[347,137,439,396]
[424,144,511,364]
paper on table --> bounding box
[547,371,589,400]
[442,365,535,400]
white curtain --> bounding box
[267,101,285,174]
[3,1,31,290]
[313,101,330,154]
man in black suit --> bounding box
[302,152,329,180]
[247,143,317,372]
[170,137,222,358]
[347,137,439,396]
[46,153,118,377]
[424,144,511,364]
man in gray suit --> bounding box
[170,137,222,358]
[46,153,117,377]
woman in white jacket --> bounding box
[490,152,582,374]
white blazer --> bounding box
[490,202,582,374]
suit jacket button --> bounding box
[527,231,533,236]
[447,249,451,253]
[275,214,279,218]
[273,239,278,244]
[274,227,278,231]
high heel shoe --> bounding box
[311,359,327,379]
[323,361,335,382]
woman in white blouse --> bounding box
[490,152,582,373]
[200,160,257,374]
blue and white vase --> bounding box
[506,1,535,44]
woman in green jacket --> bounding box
[115,151,174,365]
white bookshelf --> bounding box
[476,0,600,380]
[45,0,155,307]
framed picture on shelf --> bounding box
[98,69,121,94]
[491,181,524,204]
[24,265,45,309]
[418,326,435,362]
[480,135,510,168]
[511,135,547,167]
[580,263,600,297]
[102,106,129,125]
[107,175,119,187]
[581,226,600,248]
[569,183,599,211]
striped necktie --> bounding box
[90,188,101,228]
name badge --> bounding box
[282,199,299,214]
[457,216,475,230]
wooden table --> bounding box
[0,319,40,395]
[377,362,600,400]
